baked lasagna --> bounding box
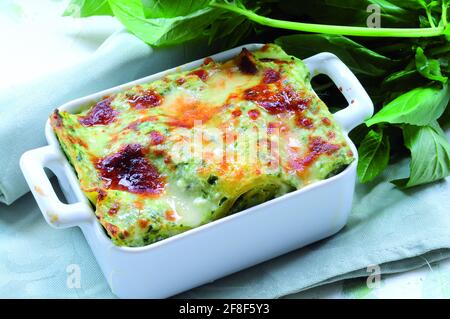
[51,44,354,247]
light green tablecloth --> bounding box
[1,31,449,298]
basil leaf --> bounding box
[439,56,449,74]
[381,68,429,95]
[142,0,211,18]
[63,0,113,17]
[415,47,448,83]
[366,84,450,126]
[65,0,212,18]
[275,34,397,77]
[383,69,419,85]
[393,123,450,187]
[357,128,390,183]
[208,14,253,48]
[278,0,422,28]
[108,0,221,46]
[349,124,370,146]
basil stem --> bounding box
[211,2,448,38]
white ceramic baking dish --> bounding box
[20,43,373,298]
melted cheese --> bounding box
[51,44,354,247]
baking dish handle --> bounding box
[303,53,374,132]
[20,146,93,229]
